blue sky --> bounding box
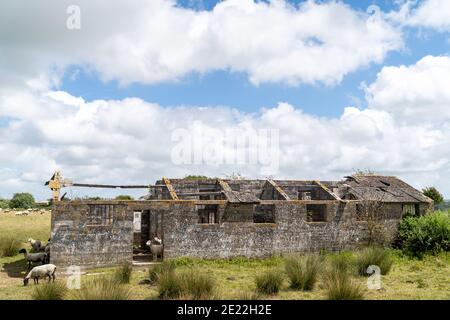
[1,0,450,200]
[58,0,450,118]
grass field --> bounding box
[1,211,449,300]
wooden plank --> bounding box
[314,180,341,201]
[267,179,290,200]
[163,177,179,200]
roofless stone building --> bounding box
[50,175,432,268]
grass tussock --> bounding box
[70,276,132,300]
[32,281,67,300]
[158,271,183,299]
[285,254,322,291]
[0,235,21,257]
[355,247,393,276]
[158,268,216,300]
[113,263,132,284]
[149,260,177,285]
[255,269,284,295]
[324,263,364,300]
[237,291,262,300]
[179,269,215,299]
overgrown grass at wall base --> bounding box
[0,235,21,257]
[398,211,450,258]
[284,254,321,290]
[255,269,283,295]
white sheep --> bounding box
[27,238,42,252]
[23,264,57,286]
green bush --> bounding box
[0,198,9,209]
[354,247,393,276]
[158,271,183,299]
[398,212,450,258]
[71,276,131,300]
[284,254,321,290]
[32,281,67,300]
[255,269,283,295]
[179,269,215,299]
[324,265,364,300]
[115,195,134,200]
[149,260,177,284]
[113,263,132,284]
[0,235,21,257]
[9,193,35,209]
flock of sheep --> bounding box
[20,238,56,286]
[0,208,50,216]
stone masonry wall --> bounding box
[51,200,407,267]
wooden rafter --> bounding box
[163,177,179,200]
[314,180,341,201]
[267,180,290,200]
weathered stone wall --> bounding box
[51,202,133,268]
[51,199,408,267]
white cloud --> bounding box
[365,55,450,124]
[406,0,450,31]
[0,0,402,87]
[1,55,450,199]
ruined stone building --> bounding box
[50,175,432,268]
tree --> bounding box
[0,198,9,209]
[115,195,134,200]
[422,187,444,205]
[9,193,35,209]
[356,195,391,246]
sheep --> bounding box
[27,238,42,252]
[146,237,163,261]
[23,264,57,286]
[19,248,47,270]
[43,239,51,264]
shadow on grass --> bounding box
[3,257,30,278]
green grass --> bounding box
[69,276,132,300]
[113,263,132,284]
[0,235,21,257]
[158,270,184,299]
[32,281,67,300]
[1,211,450,300]
[179,268,216,299]
[148,260,177,285]
[255,269,284,295]
[285,254,322,291]
[355,247,394,276]
[323,266,365,300]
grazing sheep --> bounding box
[19,249,46,270]
[23,264,57,286]
[27,238,42,252]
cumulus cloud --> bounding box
[405,0,450,31]
[0,0,402,87]
[365,55,450,124]
[1,55,450,199]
